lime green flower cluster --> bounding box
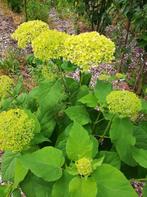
[41,64,58,80]
[32,30,68,61]
[12,22,115,71]
[75,157,92,176]
[0,109,35,152]
[11,20,49,48]
[106,90,141,118]
[115,73,125,80]
[99,74,110,81]
[63,32,115,71]
[0,75,14,99]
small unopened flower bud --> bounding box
[75,157,92,176]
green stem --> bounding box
[95,135,110,139]
[79,71,82,87]
[99,115,115,142]
[92,113,102,132]
[95,118,105,125]
[56,62,70,95]
[130,178,147,182]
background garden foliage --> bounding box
[0,19,147,197]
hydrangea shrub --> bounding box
[0,21,146,197]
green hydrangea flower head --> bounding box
[11,20,49,48]
[0,109,35,152]
[0,75,14,99]
[99,74,110,81]
[63,32,115,71]
[106,90,142,118]
[75,157,92,176]
[32,29,69,61]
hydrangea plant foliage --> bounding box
[0,21,147,197]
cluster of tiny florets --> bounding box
[0,75,14,99]
[32,30,69,61]
[11,20,49,48]
[75,157,92,176]
[98,74,110,81]
[63,32,115,71]
[0,109,35,152]
[12,22,115,71]
[115,73,125,79]
[106,90,142,118]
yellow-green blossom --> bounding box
[106,90,141,118]
[0,75,14,99]
[0,109,35,152]
[115,73,125,79]
[11,20,49,48]
[41,64,58,80]
[63,32,115,71]
[99,74,110,81]
[75,157,92,176]
[32,30,69,61]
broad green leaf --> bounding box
[38,80,65,114]
[94,80,112,105]
[143,184,147,197]
[66,163,78,176]
[12,189,21,197]
[21,173,52,197]
[90,135,99,158]
[13,159,28,189]
[141,99,147,113]
[31,133,50,145]
[1,151,20,181]
[25,109,40,134]
[76,85,89,101]
[93,164,138,197]
[28,80,65,116]
[0,185,11,197]
[56,124,73,154]
[52,171,73,197]
[79,93,97,108]
[110,117,136,166]
[21,147,65,182]
[133,122,147,149]
[66,122,93,161]
[80,72,92,86]
[65,105,91,125]
[99,151,121,169]
[69,177,97,197]
[92,157,104,170]
[64,78,79,97]
[40,117,56,138]
[132,147,147,168]
[61,61,77,72]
